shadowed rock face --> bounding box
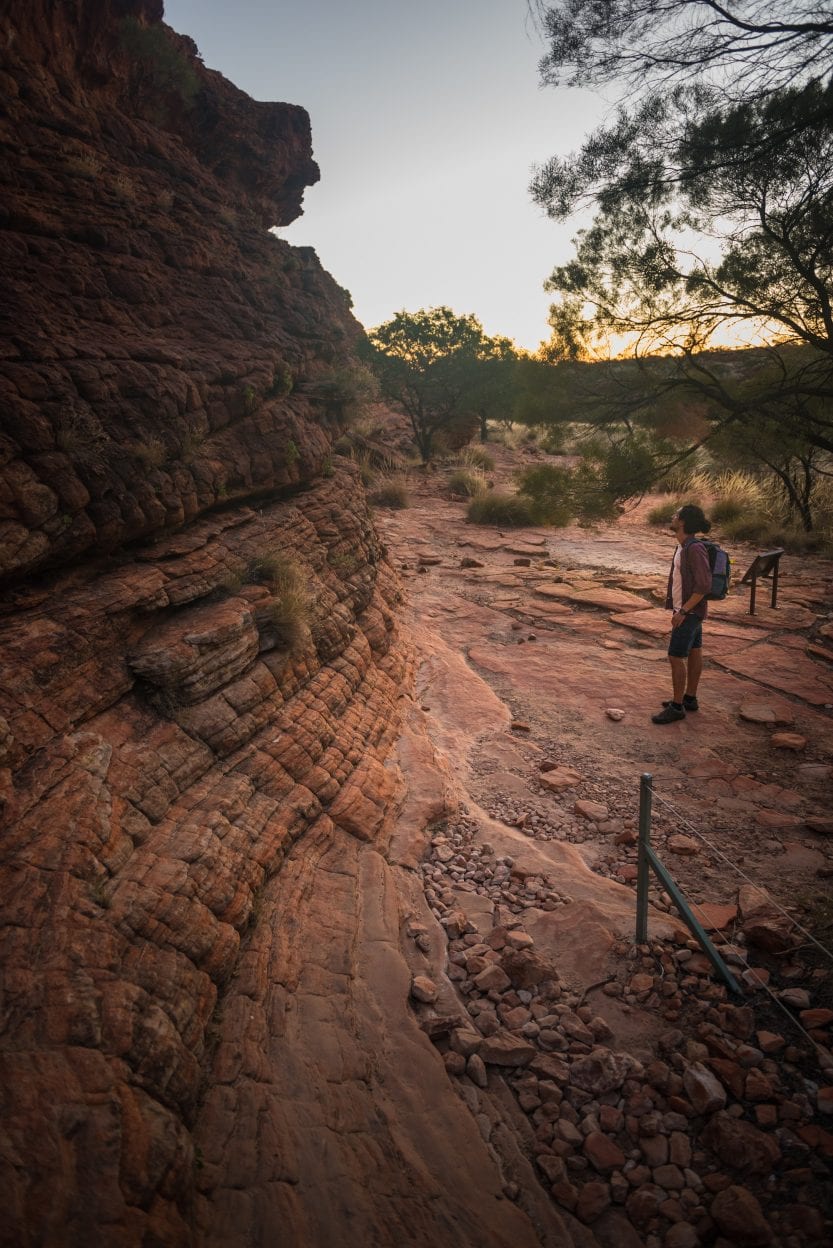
[0,0,348,583]
[0,2,404,1242]
[0,9,573,1248]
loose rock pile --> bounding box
[412,815,833,1246]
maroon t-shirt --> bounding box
[665,538,712,619]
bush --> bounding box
[369,477,410,508]
[119,17,200,107]
[647,497,682,526]
[459,445,496,471]
[540,426,567,454]
[248,551,303,592]
[247,552,310,651]
[516,464,574,526]
[269,588,310,652]
[132,436,167,469]
[720,513,832,555]
[448,468,488,498]
[710,496,744,524]
[466,492,535,526]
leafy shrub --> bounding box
[540,426,567,454]
[119,17,200,107]
[267,362,295,398]
[307,362,379,427]
[516,464,574,526]
[368,477,410,508]
[466,492,535,526]
[448,468,488,498]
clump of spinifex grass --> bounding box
[458,445,496,472]
[647,496,685,526]
[448,468,488,498]
[466,492,535,527]
[248,552,310,651]
[368,476,410,508]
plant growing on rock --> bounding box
[132,436,167,469]
[267,362,295,398]
[249,552,311,651]
[119,17,200,112]
[306,362,380,429]
[55,406,108,458]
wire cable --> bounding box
[650,789,833,967]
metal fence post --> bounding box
[636,773,653,943]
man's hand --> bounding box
[671,610,687,628]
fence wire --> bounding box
[643,784,833,1069]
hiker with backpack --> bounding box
[652,504,717,724]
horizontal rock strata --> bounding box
[0,472,408,1244]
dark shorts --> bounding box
[668,614,703,658]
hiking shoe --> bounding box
[652,704,686,724]
[664,695,699,712]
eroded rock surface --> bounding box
[1,6,571,1246]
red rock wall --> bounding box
[0,4,407,1242]
[0,0,347,583]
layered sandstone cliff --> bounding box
[0,2,398,1241]
[0,7,578,1247]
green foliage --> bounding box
[119,17,200,107]
[242,384,257,414]
[720,513,799,551]
[532,2,833,511]
[285,439,300,467]
[540,425,566,454]
[329,551,361,575]
[307,362,379,428]
[368,478,410,509]
[710,497,743,524]
[515,464,574,526]
[366,307,520,462]
[267,363,295,398]
[466,493,536,527]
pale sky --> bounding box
[164,0,607,351]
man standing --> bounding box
[652,504,713,724]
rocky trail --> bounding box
[368,451,833,1247]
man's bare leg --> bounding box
[669,656,687,703]
[686,648,703,697]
